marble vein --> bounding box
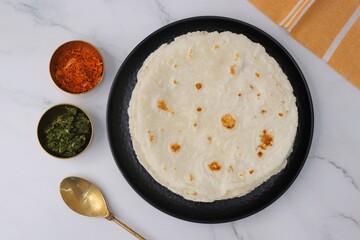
[14,2,43,22]
[336,213,360,228]
[2,0,126,63]
[231,222,244,240]
[0,85,53,109]
[311,155,359,191]
[0,49,17,55]
[3,0,63,31]
[153,0,173,25]
[2,0,79,38]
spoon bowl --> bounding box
[60,177,108,217]
[60,176,145,240]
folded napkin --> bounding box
[249,0,360,88]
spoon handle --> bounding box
[106,213,145,240]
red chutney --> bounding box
[55,47,103,93]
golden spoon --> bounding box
[60,176,145,240]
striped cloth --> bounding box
[249,0,360,89]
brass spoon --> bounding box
[60,176,145,240]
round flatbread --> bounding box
[128,31,298,202]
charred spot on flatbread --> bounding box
[259,130,274,150]
[157,100,169,111]
[221,114,236,129]
[230,65,236,75]
[208,161,222,171]
[147,130,155,142]
[195,83,202,90]
[157,100,175,114]
[189,174,195,181]
[170,143,181,153]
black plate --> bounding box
[107,16,314,223]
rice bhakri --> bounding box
[128,31,298,202]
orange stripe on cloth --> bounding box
[290,0,360,57]
[249,0,301,24]
[328,18,360,88]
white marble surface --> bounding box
[1,0,359,239]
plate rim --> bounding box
[107,16,314,223]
